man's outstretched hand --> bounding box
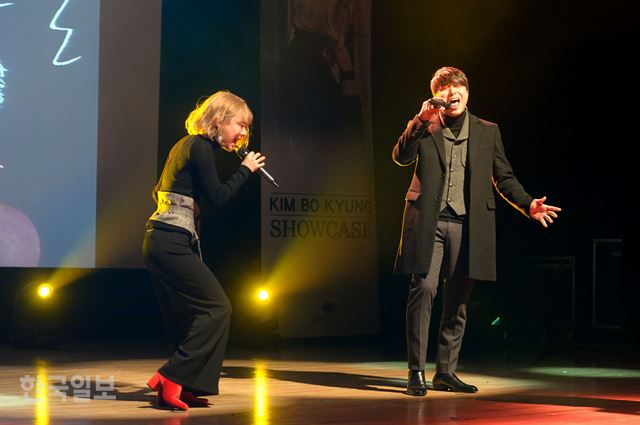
[529,196,561,228]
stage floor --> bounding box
[0,341,638,424]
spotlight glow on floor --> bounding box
[525,366,640,378]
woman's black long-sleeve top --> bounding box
[153,134,251,208]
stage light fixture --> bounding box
[257,289,270,302]
[37,283,53,299]
[233,286,278,347]
[12,280,62,348]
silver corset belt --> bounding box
[149,191,199,244]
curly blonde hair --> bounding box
[185,91,253,148]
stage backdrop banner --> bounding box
[260,0,379,338]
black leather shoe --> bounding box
[432,372,478,393]
[406,370,427,396]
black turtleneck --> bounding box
[443,112,466,138]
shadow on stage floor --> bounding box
[1,338,638,424]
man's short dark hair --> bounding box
[430,66,469,95]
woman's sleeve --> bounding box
[190,139,252,208]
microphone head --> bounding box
[428,98,452,110]
[235,147,249,159]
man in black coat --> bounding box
[393,66,561,396]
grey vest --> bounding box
[440,112,469,215]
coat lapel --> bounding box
[467,113,482,174]
[428,114,446,168]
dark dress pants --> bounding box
[142,225,231,395]
[406,220,474,372]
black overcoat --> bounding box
[393,112,533,281]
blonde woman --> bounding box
[143,91,265,410]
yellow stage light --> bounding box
[37,283,53,300]
[257,289,269,302]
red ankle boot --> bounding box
[147,371,162,391]
[146,371,188,410]
[180,391,209,407]
[157,391,209,408]
[155,391,209,408]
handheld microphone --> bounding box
[236,147,280,188]
[428,98,451,109]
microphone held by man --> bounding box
[427,98,451,109]
[235,147,280,188]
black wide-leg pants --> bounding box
[142,225,231,396]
